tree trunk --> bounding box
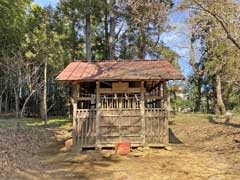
[195,77,202,112]
[104,0,115,60]
[109,2,115,60]
[13,87,19,118]
[40,59,48,126]
[0,87,6,113]
[206,95,210,113]
[190,36,202,112]
[173,90,177,115]
[216,74,226,115]
[104,7,109,60]
[86,11,92,61]
[0,96,2,114]
[20,90,36,118]
[71,19,77,60]
[4,90,8,113]
[138,29,146,59]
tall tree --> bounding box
[104,0,116,60]
[22,4,65,120]
[58,0,84,60]
[0,0,32,117]
[184,0,240,114]
[122,0,173,59]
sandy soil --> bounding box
[1,113,240,180]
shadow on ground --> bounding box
[208,116,240,128]
[12,129,121,180]
[38,145,121,180]
[169,128,183,144]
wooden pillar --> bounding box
[96,81,101,150]
[140,80,146,146]
[163,81,169,144]
[72,81,78,145]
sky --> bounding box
[160,0,192,77]
[33,0,192,77]
[34,0,58,7]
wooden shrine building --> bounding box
[56,60,184,150]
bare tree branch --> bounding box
[192,0,240,50]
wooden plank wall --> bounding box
[99,109,142,145]
[145,108,166,144]
[75,109,96,147]
[144,81,168,144]
[72,80,169,148]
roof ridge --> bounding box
[72,59,170,63]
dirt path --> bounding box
[35,145,239,180]
[1,113,240,180]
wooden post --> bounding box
[72,81,78,145]
[140,81,146,146]
[96,81,101,150]
[163,81,169,144]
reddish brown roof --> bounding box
[56,60,184,81]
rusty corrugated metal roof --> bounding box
[56,60,184,81]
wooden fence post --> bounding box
[140,80,146,146]
[163,81,169,144]
[73,81,78,145]
[96,81,101,150]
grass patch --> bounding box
[170,112,240,126]
[0,117,72,129]
[170,112,213,122]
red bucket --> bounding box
[115,142,131,155]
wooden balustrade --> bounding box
[72,80,168,149]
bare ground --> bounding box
[1,113,240,180]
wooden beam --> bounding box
[140,80,146,146]
[78,97,95,101]
[148,144,165,148]
[112,82,129,92]
[163,81,169,144]
[99,88,112,94]
[128,88,142,93]
[99,87,142,94]
[101,81,112,87]
[145,96,163,100]
[96,81,101,149]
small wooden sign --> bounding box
[112,82,129,92]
